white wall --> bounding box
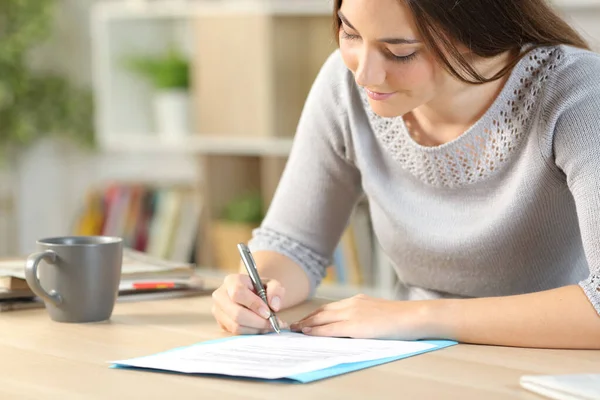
[559,5,600,50]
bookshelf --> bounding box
[89,0,396,300]
[100,134,294,156]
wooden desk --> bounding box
[0,296,597,400]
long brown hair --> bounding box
[333,0,590,84]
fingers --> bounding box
[265,280,285,312]
[211,274,289,335]
[289,295,373,338]
[301,322,350,337]
[224,275,272,319]
[293,307,323,324]
[212,286,271,330]
[212,304,270,335]
[292,299,349,325]
[213,303,288,334]
[290,310,344,333]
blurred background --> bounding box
[0,0,599,298]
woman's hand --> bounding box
[211,274,288,335]
[290,294,433,340]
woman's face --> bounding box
[338,0,444,118]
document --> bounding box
[0,259,27,280]
[111,332,456,382]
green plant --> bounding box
[125,47,190,90]
[221,192,264,225]
[0,0,95,161]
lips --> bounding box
[365,88,395,101]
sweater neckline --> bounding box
[400,51,530,151]
[359,45,564,188]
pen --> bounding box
[237,243,281,334]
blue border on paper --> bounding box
[110,334,457,383]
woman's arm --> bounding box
[246,51,363,298]
[290,285,600,349]
[440,56,600,349]
[212,51,362,334]
[431,285,600,349]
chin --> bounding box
[367,100,406,118]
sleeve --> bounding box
[551,59,600,315]
[247,50,363,296]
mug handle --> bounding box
[25,250,63,306]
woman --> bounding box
[211,0,600,349]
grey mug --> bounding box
[25,236,123,323]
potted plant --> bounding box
[0,0,95,164]
[124,46,191,140]
[211,192,264,273]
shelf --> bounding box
[95,0,333,20]
[99,134,294,156]
[551,0,600,9]
[93,0,600,21]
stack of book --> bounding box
[73,183,203,263]
[0,248,212,312]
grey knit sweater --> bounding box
[248,44,600,315]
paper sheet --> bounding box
[0,260,26,279]
[111,331,443,380]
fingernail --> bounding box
[259,307,270,319]
[279,319,289,329]
[302,327,312,334]
[271,296,280,311]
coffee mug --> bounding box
[25,236,123,323]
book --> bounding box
[0,297,43,312]
[73,184,202,264]
[0,275,212,313]
[0,248,201,312]
[0,248,196,284]
[0,287,35,301]
[0,258,28,281]
[120,247,196,279]
[0,275,30,291]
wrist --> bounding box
[413,299,459,340]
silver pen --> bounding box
[237,243,281,334]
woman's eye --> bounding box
[389,51,418,63]
[340,28,360,40]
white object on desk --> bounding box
[520,374,600,400]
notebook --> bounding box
[0,247,195,284]
[520,373,600,400]
[110,331,457,383]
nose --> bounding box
[354,50,386,88]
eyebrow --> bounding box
[337,11,420,45]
